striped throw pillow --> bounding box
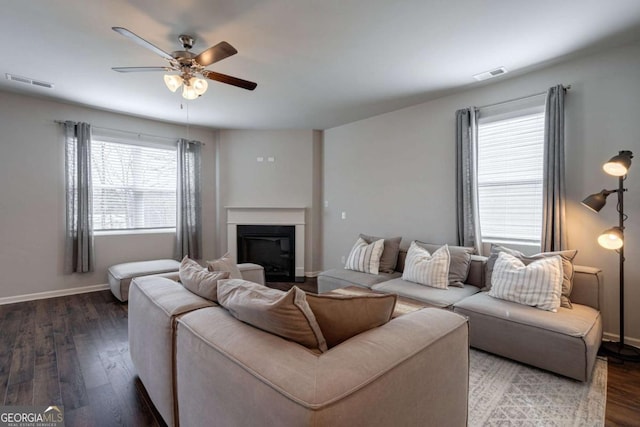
[344,237,385,274]
[489,252,563,312]
[401,241,450,289]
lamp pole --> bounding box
[617,175,625,350]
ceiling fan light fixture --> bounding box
[164,74,182,92]
[182,84,199,100]
[192,77,208,96]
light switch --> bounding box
[257,157,264,162]
[268,156,275,162]
[341,211,347,220]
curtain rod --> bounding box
[53,120,205,145]
[477,85,571,110]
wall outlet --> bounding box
[341,211,347,220]
[267,156,275,162]
[324,200,329,208]
[257,157,264,162]
[341,255,346,264]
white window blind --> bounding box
[477,108,545,245]
[91,139,177,231]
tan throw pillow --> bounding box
[207,252,243,279]
[360,234,402,273]
[485,244,578,308]
[306,292,397,348]
[489,252,563,312]
[217,279,328,353]
[402,242,450,289]
[415,241,474,288]
[344,237,385,274]
[179,256,230,302]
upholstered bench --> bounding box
[108,259,182,302]
[109,259,267,302]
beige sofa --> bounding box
[318,249,603,382]
[129,266,470,427]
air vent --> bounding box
[473,67,508,82]
[5,73,54,89]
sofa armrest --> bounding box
[570,265,603,310]
[176,307,469,426]
[238,263,265,285]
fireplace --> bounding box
[237,225,295,282]
[227,207,306,282]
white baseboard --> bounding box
[305,271,321,278]
[603,332,640,349]
[0,284,110,306]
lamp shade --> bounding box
[597,226,624,250]
[581,190,611,212]
[164,74,183,92]
[182,84,198,100]
[191,77,208,95]
[603,150,633,176]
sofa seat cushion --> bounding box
[317,269,401,293]
[453,291,602,381]
[453,292,599,337]
[372,278,480,308]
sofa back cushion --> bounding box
[306,292,396,348]
[217,279,328,352]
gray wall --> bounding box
[216,129,322,274]
[323,41,640,344]
[0,91,217,299]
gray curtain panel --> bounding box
[455,108,482,254]
[175,138,203,259]
[63,121,94,273]
[541,85,568,251]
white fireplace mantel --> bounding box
[226,207,306,279]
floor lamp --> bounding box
[581,150,640,362]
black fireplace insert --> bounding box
[237,225,295,282]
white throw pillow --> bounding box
[489,251,563,312]
[401,241,450,289]
[344,237,385,275]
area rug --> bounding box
[468,349,607,426]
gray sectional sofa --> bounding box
[319,248,603,382]
[128,263,470,427]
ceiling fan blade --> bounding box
[194,41,238,66]
[112,66,171,73]
[112,27,174,61]
[202,70,257,90]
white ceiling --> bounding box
[2,0,640,130]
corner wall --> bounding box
[216,129,322,275]
[0,91,217,300]
[323,41,640,343]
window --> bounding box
[91,139,177,231]
[476,96,545,246]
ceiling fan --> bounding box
[111,27,257,99]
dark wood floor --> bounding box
[1,283,639,426]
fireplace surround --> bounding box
[226,207,306,282]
